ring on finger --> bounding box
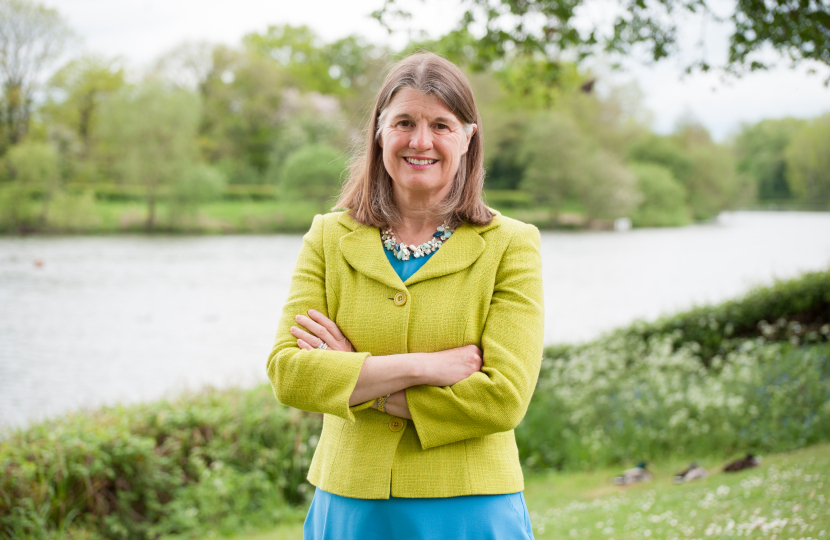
[316,340,328,350]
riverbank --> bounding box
[0,196,605,234]
[163,442,830,540]
[2,269,828,539]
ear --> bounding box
[378,131,384,149]
[461,124,477,155]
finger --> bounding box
[295,314,330,341]
[308,309,345,340]
[297,338,314,350]
[291,326,322,347]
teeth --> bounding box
[405,157,436,165]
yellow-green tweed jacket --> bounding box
[266,209,544,499]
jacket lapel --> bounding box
[337,210,502,288]
[338,214,404,289]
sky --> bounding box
[42,0,830,141]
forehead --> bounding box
[385,88,461,123]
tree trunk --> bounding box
[146,190,156,230]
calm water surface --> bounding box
[1,211,829,428]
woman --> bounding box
[266,52,544,539]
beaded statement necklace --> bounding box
[381,223,454,261]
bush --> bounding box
[47,190,101,231]
[629,267,830,363]
[280,144,346,211]
[169,164,227,226]
[518,338,830,472]
[0,386,319,539]
[517,268,830,471]
[629,162,690,227]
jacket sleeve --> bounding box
[405,223,544,449]
[266,214,370,422]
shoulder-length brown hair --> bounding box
[335,52,492,229]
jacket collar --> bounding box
[338,210,501,288]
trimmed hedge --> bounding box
[626,267,830,363]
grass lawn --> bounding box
[173,443,829,540]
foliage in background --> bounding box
[733,117,805,203]
[95,84,202,229]
[168,164,227,228]
[785,113,830,208]
[280,144,347,212]
[4,140,59,223]
[628,162,689,227]
[0,1,828,234]
[0,0,73,149]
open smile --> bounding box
[404,157,438,166]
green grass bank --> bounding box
[0,187,593,234]
[170,442,830,540]
[1,269,829,539]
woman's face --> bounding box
[378,88,476,201]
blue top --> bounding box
[384,247,436,282]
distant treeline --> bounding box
[1,1,828,234]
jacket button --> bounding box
[389,418,404,432]
[393,292,407,306]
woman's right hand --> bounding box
[421,344,483,387]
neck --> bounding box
[392,185,450,244]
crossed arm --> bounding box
[268,216,544,449]
[290,310,483,419]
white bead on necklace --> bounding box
[381,223,454,261]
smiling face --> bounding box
[378,87,477,203]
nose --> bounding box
[409,124,433,151]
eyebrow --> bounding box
[389,112,458,125]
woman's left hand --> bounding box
[291,309,355,353]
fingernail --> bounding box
[295,315,301,321]
[308,309,316,315]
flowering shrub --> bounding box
[516,266,830,473]
[518,336,830,471]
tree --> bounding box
[169,163,226,226]
[265,98,346,185]
[573,149,640,222]
[5,139,59,222]
[373,0,830,83]
[0,0,72,149]
[44,55,125,155]
[629,127,746,220]
[674,120,750,219]
[629,162,690,227]
[785,113,830,207]
[95,83,202,229]
[733,117,806,202]
[197,45,288,182]
[518,111,586,219]
[152,41,215,92]
[280,144,347,211]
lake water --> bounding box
[1,211,829,428]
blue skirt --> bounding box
[304,488,535,540]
